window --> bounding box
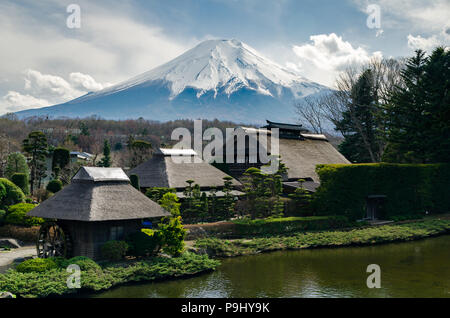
[109,226,124,241]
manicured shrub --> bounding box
[0,178,25,207]
[11,173,29,195]
[60,256,101,271]
[312,163,450,221]
[232,216,353,236]
[100,240,129,261]
[46,179,63,193]
[4,203,43,227]
[145,187,176,202]
[16,258,58,273]
[126,230,161,257]
[159,216,186,256]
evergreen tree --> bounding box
[384,48,449,163]
[52,147,70,178]
[22,131,48,194]
[336,69,382,162]
[5,152,30,180]
[99,140,112,167]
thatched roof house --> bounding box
[28,167,170,260]
[128,149,241,192]
[222,121,350,185]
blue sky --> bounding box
[0,0,448,114]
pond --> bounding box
[90,235,450,298]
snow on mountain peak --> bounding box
[101,39,315,99]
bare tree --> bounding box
[333,57,404,162]
[295,96,327,133]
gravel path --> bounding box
[0,245,36,271]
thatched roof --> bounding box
[278,138,350,182]
[28,167,170,221]
[128,149,241,189]
[223,127,350,182]
[283,180,320,192]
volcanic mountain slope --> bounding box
[16,39,330,124]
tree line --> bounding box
[296,47,449,164]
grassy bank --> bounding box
[194,219,450,257]
[185,215,359,240]
[0,252,220,298]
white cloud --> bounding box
[289,33,382,87]
[24,69,81,101]
[0,0,194,115]
[69,73,113,92]
[1,69,112,114]
[407,26,450,51]
[2,91,51,113]
[407,35,441,51]
[352,0,450,33]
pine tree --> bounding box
[99,140,112,167]
[22,131,48,194]
[336,69,382,162]
[384,48,449,163]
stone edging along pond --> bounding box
[193,219,450,258]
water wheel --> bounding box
[37,222,73,258]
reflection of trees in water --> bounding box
[94,236,450,298]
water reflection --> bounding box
[92,236,450,298]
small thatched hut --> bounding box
[28,167,170,260]
[128,148,242,197]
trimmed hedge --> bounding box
[0,178,25,208]
[232,216,354,236]
[185,216,356,240]
[312,163,450,221]
[60,256,101,272]
[16,258,58,273]
[4,203,43,227]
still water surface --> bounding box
[92,235,450,298]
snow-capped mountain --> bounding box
[15,39,330,124]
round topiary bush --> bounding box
[100,240,129,261]
[0,178,25,207]
[16,258,58,273]
[5,203,43,227]
[60,256,101,271]
[46,179,63,193]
